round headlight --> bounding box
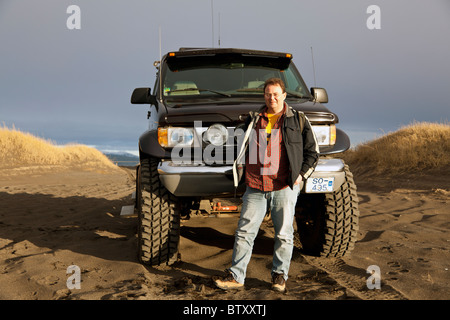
[169,127,194,147]
[203,124,229,146]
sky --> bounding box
[1,0,449,154]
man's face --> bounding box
[264,84,286,113]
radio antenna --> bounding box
[159,26,163,102]
[211,0,214,48]
[310,46,317,87]
[218,12,221,47]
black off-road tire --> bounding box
[296,164,359,257]
[137,158,180,266]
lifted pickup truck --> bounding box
[131,48,359,266]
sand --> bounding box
[0,164,449,301]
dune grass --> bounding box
[342,122,450,175]
[0,125,117,170]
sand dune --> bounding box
[0,123,448,301]
[343,122,450,176]
[0,126,118,171]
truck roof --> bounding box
[170,47,293,59]
[165,48,293,71]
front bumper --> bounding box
[157,158,346,197]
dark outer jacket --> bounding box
[233,103,319,190]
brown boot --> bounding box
[213,270,244,290]
[271,273,286,292]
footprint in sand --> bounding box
[387,261,409,274]
[35,275,60,286]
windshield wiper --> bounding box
[168,88,231,97]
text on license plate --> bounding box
[305,177,334,192]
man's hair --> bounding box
[263,78,286,93]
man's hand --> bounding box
[294,174,303,185]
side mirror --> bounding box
[310,87,328,103]
[131,87,157,105]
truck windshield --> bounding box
[162,60,311,100]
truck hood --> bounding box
[161,98,338,126]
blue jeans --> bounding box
[229,185,300,284]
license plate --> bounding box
[305,177,334,193]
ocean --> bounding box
[87,144,140,167]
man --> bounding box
[213,78,319,292]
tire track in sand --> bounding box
[302,256,408,300]
[262,222,408,300]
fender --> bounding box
[319,128,350,155]
[138,130,170,159]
